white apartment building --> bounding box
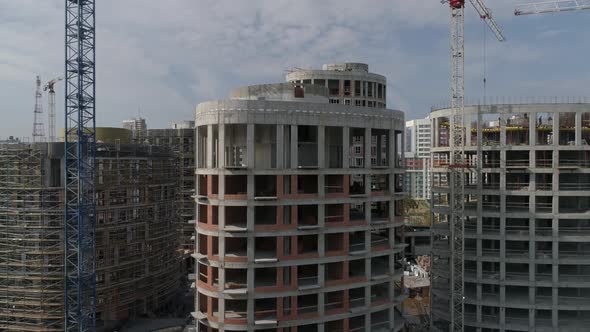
[404,117,431,200]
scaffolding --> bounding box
[0,143,181,332]
[0,144,63,331]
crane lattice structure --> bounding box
[64,0,97,331]
[44,76,64,143]
[33,76,45,143]
[515,0,590,15]
[442,1,505,331]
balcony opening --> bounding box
[198,175,207,196]
[349,203,366,222]
[325,204,344,224]
[559,219,590,235]
[254,298,277,322]
[371,282,390,304]
[225,175,247,196]
[325,319,344,331]
[198,263,210,284]
[255,267,277,288]
[535,196,551,213]
[371,129,390,167]
[371,309,390,330]
[298,125,318,168]
[225,299,247,320]
[343,80,351,96]
[506,173,529,190]
[325,126,343,168]
[482,151,500,168]
[350,175,365,195]
[224,124,247,168]
[255,175,277,198]
[298,205,318,228]
[506,240,528,257]
[394,174,403,192]
[349,288,366,310]
[197,126,207,168]
[349,128,366,168]
[254,206,277,226]
[255,124,276,169]
[198,234,208,256]
[505,218,528,235]
[297,235,318,255]
[371,201,389,223]
[326,262,344,283]
[325,233,344,253]
[198,204,208,224]
[559,196,590,213]
[560,173,590,190]
[535,219,552,236]
[560,151,590,167]
[225,268,247,290]
[328,79,340,96]
[536,150,552,168]
[225,206,247,229]
[371,256,390,278]
[507,195,529,211]
[506,150,529,167]
[297,175,318,194]
[371,174,389,193]
[535,112,554,145]
[349,231,366,253]
[298,324,318,332]
[536,173,552,191]
[297,294,318,315]
[198,292,213,314]
[297,264,319,288]
[225,237,247,258]
[481,172,500,189]
[324,291,345,314]
[325,175,344,195]
[371,229,390,250]
[506,113,529,145]
[349,259,365,279]
[559,112,576,145]
[283,125,291,167]
[255,237,277,261]
[435,117,450,147]
[482,114,500,146]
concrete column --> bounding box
[318,125,325,168]
[529,112,536,146]
[218,124,225,168]
[500,113,507,146]
[291,125,298,168]
[389,128,396,168]
[576,111,582,145]
[343,127,350,169]
[364,128,371,168]
[206,124,213,168]
[247,124,254,168]
[552,112,559,147]
[276,125,284,169]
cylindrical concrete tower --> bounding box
[194,65,406,331]
[430,103,590,332]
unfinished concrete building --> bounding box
[0,134,180,331]
[430,103,590,331]
[194,63,406,331]
[143,121,196,259]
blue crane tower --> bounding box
[64,0,96,331]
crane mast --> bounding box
[44,76,64,142]
[516,0,590,15]
[64,0,96,331]
[33,76,45,142]
[438,1,505,331]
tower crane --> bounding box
[43,75,64,142]
[436,1,505,331]
[515,0,590,15]
[33,75,45,142]
[64,0,96,331]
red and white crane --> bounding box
[437,1,505,331]
[43,75,64,142]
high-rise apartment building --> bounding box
[431,103,590,331]
[404,117,431,200]
[193,63,406,332]
[122,117,148,139]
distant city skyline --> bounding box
[1,1,588,138]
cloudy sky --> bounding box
[0,0,588,138]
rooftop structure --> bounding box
[0,140,180,331]
[123,117,148,139]
[194,63,407,331]
[431,103,590,331]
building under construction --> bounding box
[143,121,196,259]
[431,102,590,331]
[0,132,180,331]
